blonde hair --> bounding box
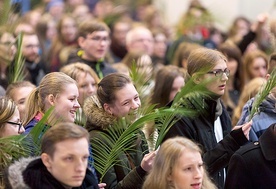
[187,48,227,78]
[6,81,35,100]
[60,62,100,84]
[143,137,217,189]
[0,97,17,136]
[232,77,266,125]
[243,50,268,84]
[23,72,77,125]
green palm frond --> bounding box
[249,68,276,120]
[9,32,26,83]
[75,109,87,127]
[155,77,213,147]
[0,107,53,178]
[93,108,178,182]
[92,75,212,182]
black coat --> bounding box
[163,99,248,189]
[225,124,276,189]
[5,157,99,189]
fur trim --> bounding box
[7,157,39,189]
[83,95,116,131]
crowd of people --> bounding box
[0,0,276,189]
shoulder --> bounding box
[6,157,39,189]
[234,141,260,158]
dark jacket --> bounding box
[5,157,99,189]
[83,96,148,189]
[67,49,117,79]
[225,123,276,189]
[163,98,248,189]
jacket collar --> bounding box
[83,95,116,131]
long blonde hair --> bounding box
[23,72,77,125]
[142,137,217,189]
[232,77,266,125]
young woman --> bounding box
[60,62,100,107]
[83,73,156,189]
[143,137,217,189]
[6,81,36,119]
[150,65,186,108]
[23,72,80,134]
[243,49,268,84]
[48,14,79,72]
[163,48,252,189]
[0,97,25,137]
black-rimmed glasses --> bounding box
[6,121,23,134]
[207,68,230,77]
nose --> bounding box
[131,100,140,110]
[221,72,228,81]
[87,84,96,95]
[74,100,81,109]
[75,159,86,172]
[194,167,203,179]
[19,125,25,134]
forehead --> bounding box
[212,59,227,69]
[22,35,39,44]
[87,31,109,37]
[53,138,89,156]
[113,83,137,102]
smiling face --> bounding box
[104,83,141,118]
[169,149,204,189]
[42,138,89,188]
[79,31,110,61]
[52,83,80,122]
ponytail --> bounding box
[23,88,41,125]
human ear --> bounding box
[192,73,203,84]
[47,94,55,106]
[103,103,113,115]
[265,74,270,80]
[41,153,52,169]
[78,36,85,48]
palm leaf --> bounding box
[155,76,213,147]
[0,107,53,184]
[9,32,26,83]
[248,68,276,120]
[92,108,180,182]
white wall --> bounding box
[153,0,276,32]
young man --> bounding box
[66,20,116,79]
[5,122,100,189]
[21,32,45,85]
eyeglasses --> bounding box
[6,121,23,134]
[207,68,230,77]
[86,36,110,43]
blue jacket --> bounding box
[237,95,276,141]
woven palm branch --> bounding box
[248,68,276,120]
